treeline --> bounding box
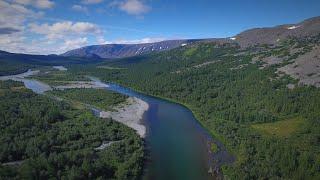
[0,51,102,76]
[73,37,320,179]
[32,67,91,86]
[0,80,144,179]
[0,59,34,76]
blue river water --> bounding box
[95,79,234,180]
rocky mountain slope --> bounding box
[233,16,320,47]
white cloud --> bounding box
[0,0,40,30]
[110,0,150,16]
[13,0,54,9]
[35,0,54,9]
[105,37,165,44]
[29,21,102,40]
[18,21,105,54]
[97,36,107,44]
[0,1,105,54]
[0,32,26,52]
[72,4,88,14]
[60,37,88,52]
[0,35,90,55]
[0,1,46,53]
[81,0,103,4]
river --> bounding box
[1,70,234,180]
[0,69,52,93]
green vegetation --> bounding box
[210,143,218,153]
[0,80,144,179]
[0,52,101,76]
[32,67,90,86]
[1,34,320,179]
[71,37,320,179]
[97,66,127,70]
[49,88,128,111]
[252,117,304,137]
[0,59,34,76]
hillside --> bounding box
[72,23,320,179]
[234,16,320,47]
[0,51,102,75]
[61,39,228,59]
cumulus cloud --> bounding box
[0,0,41,30]
[0,1,106,54]
[96,36,107,44]
[19,21,105,54]
[72,5,88,14]
[110,0,150,16]
[0,0,155,54]
[0,32,27,53]
[60,37,88,52]
[29,21,102,40]
[13,0,54,9]
[0,35,90,55]
[81,0,103,4]
[0,1,39,53]
[105,37,165,44]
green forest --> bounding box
[49,88,128,111]
[0,80,144,179]
[70,36,320,179]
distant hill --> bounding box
[233,16,320,47]
[0,50,101,65]
[0,50,101,75]
[61,39,224,59]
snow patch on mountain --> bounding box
[287,25,301,30]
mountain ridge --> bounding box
[233,16,320,47]
[62,16,320,59]
[61,39,223,59]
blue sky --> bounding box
[0,0,320,54]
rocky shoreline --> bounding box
[99,97,149,138]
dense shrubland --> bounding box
[0,80,144,179]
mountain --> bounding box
[62,16,320,59]
[233,16,320,47]
[0,50,10,55]
[61,39,222,59]
[0,51,101,65]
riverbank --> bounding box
[54,81,109,90]
[102,81,236,175]
[0,69,39,80]
[99,97,149,138]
